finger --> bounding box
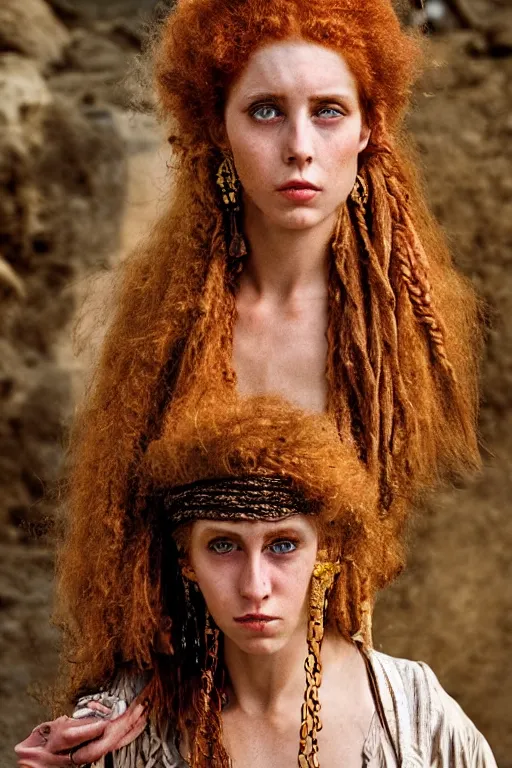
[48,717,107,752]
[15,720,61,752]
[112,713,148,750]
[81,701,114,717]
[15,732,46,752]
[72,714,147,763]
[14,744,76,766]
[71,704,147,765]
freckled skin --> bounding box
[225,41,370,413]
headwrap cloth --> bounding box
[161,475,316,527]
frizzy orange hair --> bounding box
[61,395,400,764]
[54,0,481,715]
[141,395,398,765]
[156,0,418,147]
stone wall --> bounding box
[375,25,512,764]
[0,0,126,541]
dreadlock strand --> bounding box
[362,158,420,491]
[349,174,417,505]
[168,212,237,423]
[331,206,379,469]
[383,158,455,379]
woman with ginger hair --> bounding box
[65,0,481,546]
[15,0,485,764]
[16,397,495,767]
[53,0,482,669]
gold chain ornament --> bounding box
[298,560,341,768]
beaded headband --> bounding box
[160,475,316,527]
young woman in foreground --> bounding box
[16,397,496,767]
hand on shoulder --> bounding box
[14,692,147,767]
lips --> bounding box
[234,614,280,634]
[276,180,321,203]
[234,614,279,623]
[277,180,321,192]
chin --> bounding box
[223,624,291,655]
[273,209,330,231]
[236,635,289,655]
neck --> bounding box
[242,203,336,301]
[222,627,355,717]
[223,622,308,716]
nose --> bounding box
[239,552,270,604]
[283,113,314,169]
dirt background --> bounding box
[0,0,511,765]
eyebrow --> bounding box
[242,91,355,105]
[200,523,308,544]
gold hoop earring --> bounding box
[216,154,248,261]
[299,558,341,768]
[350,174,369,210]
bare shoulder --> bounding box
[368,650,497,766]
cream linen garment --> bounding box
[88,650,497,768]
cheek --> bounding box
[232,135,274,183]
[194,563,235,619]
[227,118,275,174]
[330,127,365,167]
[279,557,316,608]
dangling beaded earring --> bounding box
[298,557,341,768]
[190,608,222,766]
[200,610,221,715]
[216,154,248,261]
[181,564,201,667]
[350,174,369,211]
[181,564,225,767]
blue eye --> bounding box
[269,540,297,555]
[317,107,343,119]
[252,105,280,121]
[209,540,236,554]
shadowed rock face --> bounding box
[0,7,127,757]
[374,32,512,765]
[0,25,126,540]
[0,0,70,71]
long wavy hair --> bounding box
[54,0,482,727]
[61,394,401,766]
[143,396,399,766]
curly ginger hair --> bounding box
[55,0,482,714]
[59,395,401,761]
[141,395,401,765]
